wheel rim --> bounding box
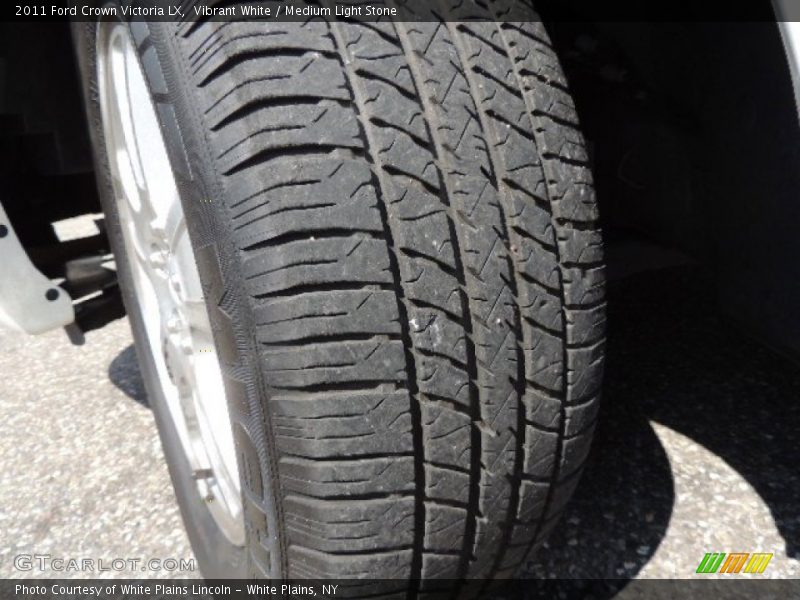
[96,21,245,546]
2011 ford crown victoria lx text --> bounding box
[2,0,800,592]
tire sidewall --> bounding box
[72,17,283,578]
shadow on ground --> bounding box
[108,344,148,407]
[520,266,800,591]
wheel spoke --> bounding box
[183,298,211,333]
[162,191,186,248]
[121,214,156,278]
[115,45,147,211]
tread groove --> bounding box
[393,18,485,590]
[327,17,426,590]
[445,18,528,584]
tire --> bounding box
[74,5,605,588]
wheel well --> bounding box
[0,22,100,246]
[547,20,800,360]
[1,22,120,336]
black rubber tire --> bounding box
[75,5,605,588]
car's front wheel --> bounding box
[74,8,605,588]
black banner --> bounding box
[2,0,786,23]
[3,579,800,600]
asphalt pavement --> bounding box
[1,266,798,590]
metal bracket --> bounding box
[0,201,75,334]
